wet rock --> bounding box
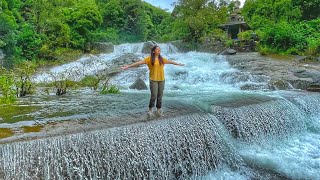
[292,69,318,79]
[307,83,320,92]
[295,56,319,62]
[269,79,292,90]
[220,71,251,84]
[291,68,306,74]
[225,53,320,91]
[217,48,237,55]
[92,42,114,53]
[141,41,157,54]
[240,84,268,90]
[129,78,148,90]
[289,79,313,90]
[111,53,141,67]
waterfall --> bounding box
[3,42,320,179]
[0,114,245,179]
[34,42,266,91]
[114,43,144,54]
[212,99,307,143]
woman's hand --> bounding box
[120,65,129,70]
[177,63,185,66]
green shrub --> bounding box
[225,39,233,48]
[258,45,272,55]
[238,30,254,41]
[80,75,99,90]
[0,69,16,104]
[101,85,120,94]
[306,37,320,56]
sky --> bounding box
[143,0,246,12]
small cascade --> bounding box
[287,93,320,131]
[212,99,307,143]
[288,93,320,117]
[164,52,238,91]
[114,42,144,54]
[0,114,243,179]
[220,71,271,90]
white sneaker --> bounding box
[147,111,154,118]
[155,111,164,117]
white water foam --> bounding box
[239,132,320,179]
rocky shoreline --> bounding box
[224,52,320,92]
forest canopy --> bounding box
[0,0,319,66]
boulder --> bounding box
[269,79,292,90]
[307,83,320,92]
[129,78,148,90]
[217,48,237,55]
[111,53,141,67]
[92,42,114,53]
[289,79,313,90]
[141,41,157,54]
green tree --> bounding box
[173,0,229,42]
[13,61,37,97]
[68,0,102,49]
[0,3,18,58]
[242,0,319,55]
[293,0,320,20]
[15,23,43,61]
[98,0,125,29]
[242,0,301,29]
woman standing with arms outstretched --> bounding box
[121,45,184,117]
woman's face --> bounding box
[153,47,161,55]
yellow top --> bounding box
[144,56,168,81]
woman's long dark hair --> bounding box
[151,45,163,66]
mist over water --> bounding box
[1,43,320,179]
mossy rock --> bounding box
[0,128,14,139]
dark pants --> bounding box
[149,80,165,108]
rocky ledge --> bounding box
[225,52,320,92]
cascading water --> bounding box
[1,42,320,179]
[0,115,246,179]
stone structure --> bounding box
[218,4,250,39]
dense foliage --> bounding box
[242,0,320,55]
[0,0,170,65]
[0,0,319,65]
[0,0,234,65]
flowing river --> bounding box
[0,43,319,179]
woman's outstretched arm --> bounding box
[165,60,185,66]
[121,60,146,70]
